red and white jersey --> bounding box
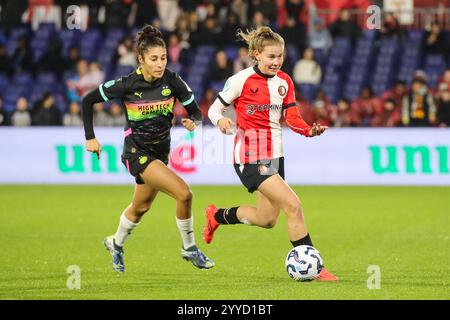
[217,66,298,164]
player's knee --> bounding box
[262,217,278,228]
[284,199,303,218]
[177,187,193,203]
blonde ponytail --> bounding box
[236,26,285,62]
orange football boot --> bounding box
[203,204,220,244]
[315,267,339,282]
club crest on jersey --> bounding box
[278,85,287,96]
[161,86,172,96]
[139,156,148,165]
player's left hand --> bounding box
[309,122,328,137]
[181,118,196,131]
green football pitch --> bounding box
[0,185,448,300]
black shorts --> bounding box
[121,139,169,184]
[234,157,285,193]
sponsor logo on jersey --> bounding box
[246,104,283,115]
[278,85,287,96]
[125,97,175,121]
[134,91,143,98]
[250,86,259,94]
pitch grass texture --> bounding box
[0,185,448,300]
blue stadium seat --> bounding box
[333,37,351,50]
[286,45,300,63]
[408,29,424,43]
[224,46,239,61]
[36,72,57,85]
[210,81,225,93]
[114,65,135,77]
[424,54,446,68]
[13,72,33,86]
[298,84,318,102]
[58,29,80,56]
[79,29,102,60]
[167,62,183,75]
[0,73,9,91]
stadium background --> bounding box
[0,0,449,301]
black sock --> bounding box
[215,207,242,224]
[290,233,314,247]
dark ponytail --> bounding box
[135,25,166,58]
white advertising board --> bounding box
[0,127,449,185]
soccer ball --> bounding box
[285,245,324,281]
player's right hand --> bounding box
[85,138,102,159]
[309,122,328,137]
[218,117,235,135]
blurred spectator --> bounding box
[93,103,112,126]
[0,96,8,125]
[134,0,158,28]
[229,0,249,27]
[11,97,31,127]
[381,80,407,109]
[67,60,105,102]
[222,12,242,45]
[199,88,216,125]
[279,16,306,52]
[285,0,305,21]
[309,90,334,127]
[370,98,402,127]
[109,102,126,127]
[328,9,360,41]
[422,22,448,56]
[117,37,138,68]
[188,12,201,47]
[437,69,450,91]
[413,70,428,83]
[175,15,193,50]
[0,0,27,31]
[293,48,322,85]
[63,46,81,74]
[157,0,181,31]
[32,92,62,126]
[248,0,277,24]
[198,17,220,46]
[308,17,333,53]
[379,12,403,39]
[37,39,65,76]
[402,79,437,127]
[167,33,187,66]
[12,35,34,74]
[67,59,89,102]
[436,83,450,127]
[249,11,267,30]
[104,0,132,29]
[333,98,356,127]
[63,101,83,126]
[204,3,218,20]
[179,0,197,13]
[234,47,252,74]
[0,44,11,75]
[208,50,233,82]
[351,86,382,126]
